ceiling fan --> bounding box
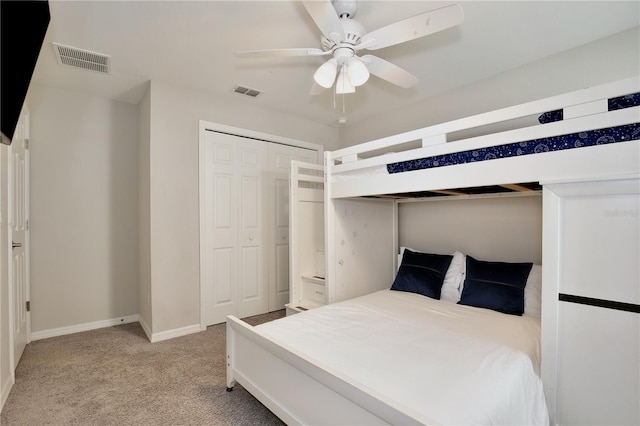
[234,0,464,95]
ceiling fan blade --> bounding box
[360,55,418,88]
[234,48,330,57]
[360,4,463,51]
[301,0,345,45]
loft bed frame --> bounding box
[226,76,640,425]
[326,77,638,200]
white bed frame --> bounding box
[226,76,640,425]
[227,316,422,425]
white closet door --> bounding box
[237,141,267,318]
[267,144,318,311]
[203,131,266,325]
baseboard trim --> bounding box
[0,371,14,413]
[29,316,201,343]
[150,324,201,343]
[138,316,152,342]
[30,315,140,341]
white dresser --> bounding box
[542,177,639,425]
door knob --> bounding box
[12,241,22,249]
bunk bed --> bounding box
[226,76,640,425]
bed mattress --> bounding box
[257,289,548,425]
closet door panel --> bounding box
[239,175,261,240]
[275,178,289,230]
[274,178,290,301]
[237,140,267,318]
[275,244,289,296]
[213,173,235,241]
[204,133,239,325]
[211,172,236,308]
[213,248,235,306]
[241,145,261,168]
[238,175,265,318]
[239,245,262,317]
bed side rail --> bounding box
[326,76,640,173]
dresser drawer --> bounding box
[303,280,326,304]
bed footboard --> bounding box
[225,315,424,425]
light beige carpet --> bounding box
[1,311,286,425]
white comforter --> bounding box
[257,289,548,425]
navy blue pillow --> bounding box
[459,256,533,316]
[390,249,453,300]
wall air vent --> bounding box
[232,85,262,98]
[52,42,111,74]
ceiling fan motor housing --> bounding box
[321,17,366,52]
[332,0,357,18]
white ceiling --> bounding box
[32,1,640,127]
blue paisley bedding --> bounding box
[386,93,640,175]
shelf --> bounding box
[297,299,325,310]
[301,275,325,284]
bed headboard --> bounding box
[397,193,542,264]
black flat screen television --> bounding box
[1,0,50,145]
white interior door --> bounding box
[203,131,266,325]
[203,132,238,325]
[267,144,317,311]
[9,109,30,369]
[237,139,267,319]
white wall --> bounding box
[26,85,139,335]
[143,81,338,337]
[138,85,152,335]
[398,195,543,264]
[340,27,640,146]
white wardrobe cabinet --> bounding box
[542,178,639,425]
[287,161,325,314]
[200,129,318,326]
[266,145,318,312]
[288,162,397,315]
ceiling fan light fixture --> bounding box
[347,57,369,86]
[314,58,338,88]
[237,2,464,100]
[336,66,355,94]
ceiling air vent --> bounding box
[232,85,262,98]
[52,42,111,74]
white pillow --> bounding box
[441,251,466,303]
[399,247,465,303]
[524,264,542,317]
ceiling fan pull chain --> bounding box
[333,85,337,110]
